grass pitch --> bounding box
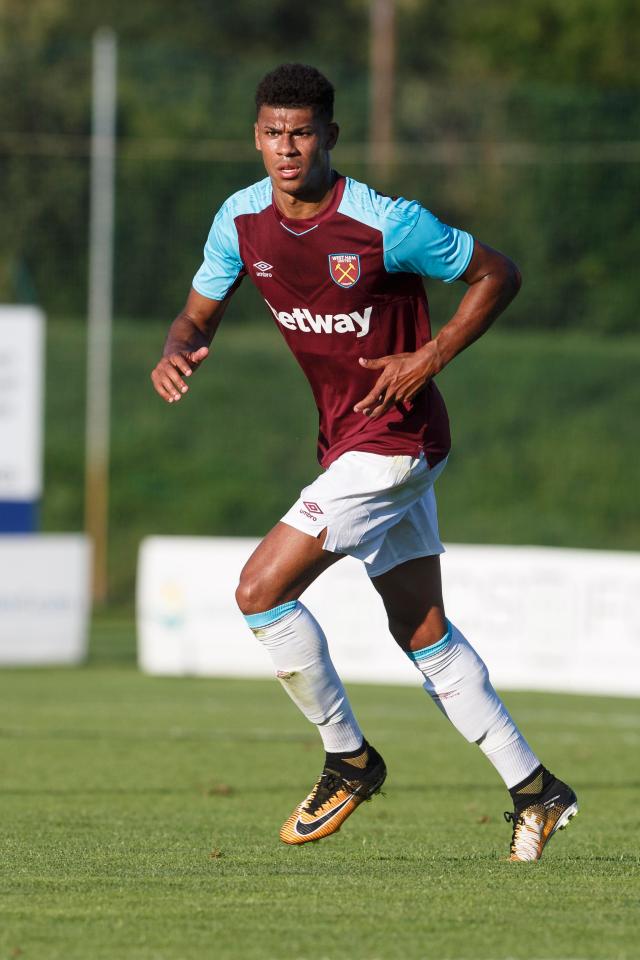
[1,639,638,960]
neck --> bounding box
[273,168,337,220]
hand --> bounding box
[353,343,441,418]
[150,346,209,403]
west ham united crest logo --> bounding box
[328,253,361,288]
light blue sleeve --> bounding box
[338,180,474,284]
[192,201,244,300]
[385,205,474,283]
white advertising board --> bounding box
[0,306,44,500]
[137,537,640,696]
[0,535,92,664]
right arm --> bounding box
[152,192,245,403]
[150,288,229,403]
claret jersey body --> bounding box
[193,173,473,468]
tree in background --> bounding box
[0,0,638,329]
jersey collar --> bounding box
[271,172,346,236]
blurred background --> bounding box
[1,0,638,636]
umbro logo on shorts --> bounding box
[254,260,273,277]
[300,500,324,522]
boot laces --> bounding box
[303,769,345,815]
[504,808,542,859]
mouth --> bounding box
[277,164,301,180]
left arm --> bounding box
[353,241,521,418]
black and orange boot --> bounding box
[279,742,386,845]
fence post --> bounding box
[85,27,117,604]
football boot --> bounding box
[505,776,578,862]
[280,743,386,845]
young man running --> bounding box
[151,63,578,861]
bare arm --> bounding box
[353,241,522,418]
[150,288,230,403]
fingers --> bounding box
[362,388,395,419]
[354,354,425,418]
[353,356,391,414]
[187,346,209,365]
[171,354,194,377]
[354,373,393,417]
[358,356,387,371]
[150,354,195,403]
[353,386,384,415]
[151,369,183,403]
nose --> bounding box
[278,134,299,156]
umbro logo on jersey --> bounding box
[253,260,273,277]
[329,253,360,288]
[265,299,371,338]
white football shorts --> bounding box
[280,450,447,578]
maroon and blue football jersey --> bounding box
[193,173,473,467]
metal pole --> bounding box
[85,27,117,604]
[369,0,396,183]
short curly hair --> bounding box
[255,63,334,122]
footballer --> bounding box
[151,63,578,861]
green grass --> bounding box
[1,638,639,960]
[42,317,640,607]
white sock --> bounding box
[408,621,539,788]
[244,600,364,754]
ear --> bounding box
[326,121,339,151]
[254,122,262,152]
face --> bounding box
[254,105,339,197]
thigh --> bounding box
[371,554,447,652]
[237,521,343,614]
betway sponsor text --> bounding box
[265,299,371,338]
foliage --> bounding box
[0,0,639,328]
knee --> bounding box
[235,571,280,616]
[387,614,414,650]
[388,609,448,651]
